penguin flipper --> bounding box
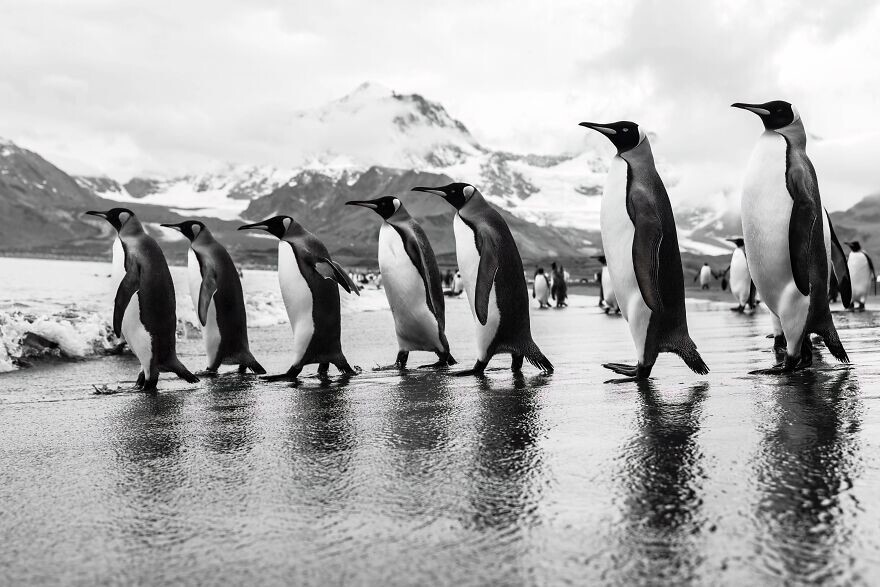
[748,280,758,307]
[474,245,499,326]
[316,258,360,295]
[197,268,218,327]
[826,215,852,307]
[627,185,664,314]
[787,161,821,297]
[113,266,140,337]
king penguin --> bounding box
[579,121,708,379]
[161,220,265,375]
[85,208,199,391]
[844,240,875,311]
[345,196,456,370]
[725,237,757,312]
[732,100,848,372]
[592,254,619,314]
[238,215,359,382]
[411,183,553,376]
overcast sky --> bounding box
[1,0,878,209]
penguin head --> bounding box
[238,216,295,239]
[85,208,136,232]
[578,121,644,153]
[411,183,477,209]
[731,100,799,130]
[345,196,402,220]
[845,240,862,252]
[160,220,207,242]
[725,237,745,248]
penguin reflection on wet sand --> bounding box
[238,216,360,382]
[345,196,456,370]
[844,241,875,311]
[160,220,265,375]
[732,100,848,373]
[411,183,553,376]
[579,121,708,380]
[85,208,199,391]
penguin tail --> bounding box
[816,316,850,364]
[242,351,266,375]
[667,335,710,375]
[524,341,554,374]
[164,357,200,383]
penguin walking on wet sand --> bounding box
[411,183,553,376]
[725,238,758,312]
[533,267,551,309]
[579,121,708,380]
[345,196,456,370]
[160,220,265,375]
[85,208,199,391]
[238,216,360,382]
[845,240,875,311]
[732,100,848,373]
[593,254,619,314]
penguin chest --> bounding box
[849,252,871,299]
[601,267,617,308]
[378,223,442,351]
[601,157,647,320]
[453,214,500,358]
[741,132,799,310]
[699,266,712,286]
[188,250,221,364]
[278,242,315,363]
[730,248,751,303]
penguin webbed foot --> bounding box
[452,360,488,377]
[196,369,220,378]
[730,305,745,313]
[373,352,407,372]
[602,362,651,379]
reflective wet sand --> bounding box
[2,296,880,585]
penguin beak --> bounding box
[345,200,379,210]
[731,103,771,116]
[578,122,617,136]
[238,221,269,232]
[411,186,448,197]
[160,223,184,233]
[85,210,108,219]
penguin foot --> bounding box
[603,377,651,384]
[452,360,488,377]
[372,363,406,372]
[261,373,299,382]
[417,361,450,370]
[602,363,650,379]
[730,305,745,313]
[196,369,220,377]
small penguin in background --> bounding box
[844,241,875,311]
[533,267,551,308]
[592,254,619,314]
[725,237,758,312]
[580,120,708,380]
[238,216,360,382]
[85,208,199,391]
[345,196,456,370]
[412,183,553,376]
[694,263,714,290]
[732,100,848,373]
[160,220,265,375]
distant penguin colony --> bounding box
[80,98,871,390]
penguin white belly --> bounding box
[741,131,809,340]
[729,248,751,305]
[849,252,871,303]
[699,266,713,287]
[111,237,126,295]
[601,156,652,361]
[454,214,500,361]
[378,223,442,352]
[120,293,153,372]
[534,276,550,304]
[278,242,314,365]
[188,250,221,365]
[601,267,618,310]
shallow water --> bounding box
[2,258,880,585]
